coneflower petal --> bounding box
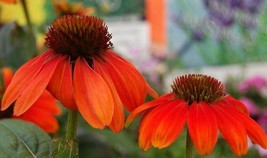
[13,53,62,115]
[223,96,249,114]
[146,83,158,99]
[125,93,174,127]
[241,115,267,149]
[93,57,124,133]
[222,103,267,149]
[188,102,218,155]
[16,105,59,133]
[73,57,114,129]
[2,68,13,89]
[101,50,147,111]
[1,51,53,110]
[212,102,248,156]
[34,90,61,115]
[47,55,77,110]
[151,100,187,149]
[138,101,173,151]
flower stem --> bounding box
[66,109,79,140]
[51,110,79,158]
[21,0,32,32]
[186,129,194,158]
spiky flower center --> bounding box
[171,74,226,104]
[45,15,113,58]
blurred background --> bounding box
[0,0,267,157]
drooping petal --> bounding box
[240,115,267,149]
[33,90,61,115]
[223,96,249,114]
[2,67,13,89]
[188,101,218,155]
[101,50,148,111]
[211,102,248,156]
[15,105,59,133]
[138,100,173,150]
[220,101,267,149]
[125,93,174,127]
[1,51,53,110]
[106,51,158,99]
[151,100,188,149]
[73,57,114,129]
[13,53,62,115]
[47,55,77,110]
[146,83,158,99]
[93,57,124,133]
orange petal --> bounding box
[241,116,267,149]
[93,57,124,133]
[15,105,59,133]
[125,93,174,127]
[223,96,249,114]
[1,51,53,111]
[221,102,267,149]
[1,67,14,89]
[73,57,114,129]
[33,90,61,115]
[151,100,188,149]
[188,102,218,155]
[138,101,173,151]
[47,55,77,110]
[0,0,17,4]
[212,102,248,156]
[101,51,147,111]
[14,53,62,115]
[146,83,158,99]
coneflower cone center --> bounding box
[45,15,113,58]
[171,74,226,104]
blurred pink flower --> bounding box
[238,75,267,93]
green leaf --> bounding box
[0,119,51,158]
[0,22,37,69]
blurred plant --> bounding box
[52,0,95,16]
[204,0,263,28]
[226,75,267,157]
[0,67,61,133]
[128,46,169,94]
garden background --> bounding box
[0,0,267,157]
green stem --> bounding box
[186,129,194,158]
[51,110,79,158]
[20,0,32,32]
[66,109,79,140]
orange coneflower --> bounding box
[1,15,157,133]
[52,0,94,16]
[0,0,16,4]
[0,68,61,133]
[126,74,267,156]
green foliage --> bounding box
[0,22,37,69]
[0,119,51,158]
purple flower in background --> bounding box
[238,75,267,93]
[204,0,241,27]
[203,0,263,28]
[241,0,263,14]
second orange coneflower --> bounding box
[1,15,157,133]
[126,74,267,156]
